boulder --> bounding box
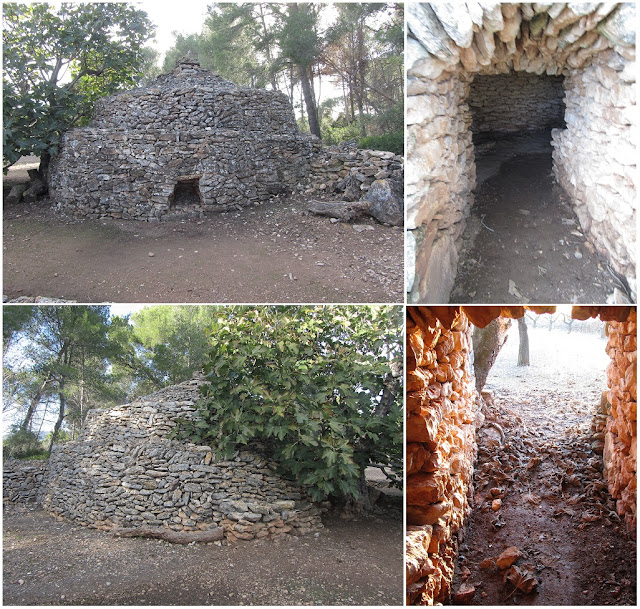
[361,177,404,226]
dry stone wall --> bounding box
[49,58,404,223]
[307,142,403,200]
[3,459,48,504]
[604,309,637,534]
[49,59,320,221]
[407,3,636,303]
[469,73,565,134]
[552,50,636,290]
[406,307,479,605]
[38,377,323,542]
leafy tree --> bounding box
[2,306,125,451]
[129,305,213,386]
[175,305,403,505]
[3,3,154,176]
[3,426,47,459]
[3,305,35,356]
[323,3,403,138]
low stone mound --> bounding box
[37,377,323,542]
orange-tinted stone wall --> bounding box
[406,308,478,605]
[604,309,637,534]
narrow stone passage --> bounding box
[450,150,620,304]
[452,322,636,605]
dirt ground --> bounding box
[3,503,403,606]
[451,321,637,606]
[3,162,403,304]
[450,149,623,304]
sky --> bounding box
[136,0,209,59]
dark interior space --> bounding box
[169,177,203,209]
[468,73,566,185]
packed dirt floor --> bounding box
[450,134,624,304]
[451,318,637,605]
[3,502,402,606]
[3,160,403,304]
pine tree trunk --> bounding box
[299,64,321,138]
[517,317,530,367]
[21,373,51,431]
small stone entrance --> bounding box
[169,176,203,209]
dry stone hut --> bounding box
[48,57,320,221]
[29,375,323,543]
[406,3,636,303]
[406,305,636,604]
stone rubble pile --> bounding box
[307,141,403,200]
[35,377,323,542]
[604,309,637,534]
[406,307,479,605]
[407,3,636,303]
[3,459,48,503]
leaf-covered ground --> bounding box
[451,322,636,605]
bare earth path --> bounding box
[450,152,621,304]
[3,504,403,606]
[452,323,636,605]
[3,195,403,304]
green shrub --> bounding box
[321,122,362,146]
[3,427,47,459]
[358,131,404,155]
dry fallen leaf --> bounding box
[524,492,542,505]
[504,565,539,596]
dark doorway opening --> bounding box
[169,176,203,209]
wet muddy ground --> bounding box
[450,140,622,304]
[451,321,636,605]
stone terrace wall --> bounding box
[604,309,637,534]
[407,3,636,303]
[49,59,319,221]
[39,377,323,542]
[469,73,565,134]
[3,459,48,504]
[308,142,403,199]
[406,307,478,605]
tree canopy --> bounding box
[174,305,403,503]
[2,305,210,456]
[3,2,154,174]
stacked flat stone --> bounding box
[3,459,48,503]
[469,72,565,134]
[604,309,637,534]
[407,3,636,303]
[307,141,404,198]
[406,307,478,605]
[37,377,323,542]
[49,58,321,221]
